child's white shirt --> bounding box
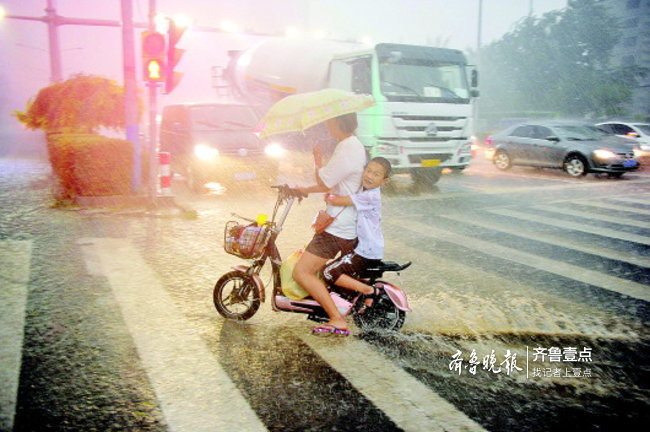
[350,187,383,259]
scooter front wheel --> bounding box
[213,271,260,320]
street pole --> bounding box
[475,0,483,132]
[148,0,158,203]
[121,0,142,193]
[45,0,62,82]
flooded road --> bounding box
[1,156,648,431]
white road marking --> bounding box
[390,220,650,302]
[533,205,650,229]
[438,213,650,268]
[609,196,650,206]
[78,238,267,432]
[566,199,650,216]
[0,240,32,432]
[489,208,650,246]
[299,333,487,432]
[386,178,650,202]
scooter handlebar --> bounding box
[271,184,308,200]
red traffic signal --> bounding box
[142,31,166,82]
[165,21,187,94]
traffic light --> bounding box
[165,20,187,94]
[141,31,166,83]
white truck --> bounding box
[227,38,479,187]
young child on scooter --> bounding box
[318,157,392,317]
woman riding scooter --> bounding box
[294,112,366,336]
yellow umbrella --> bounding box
[257,88,375,139]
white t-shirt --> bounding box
[318,135,366,240]
[351,187,384,259]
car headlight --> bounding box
[264,142,287,158]
[194,144,219,160]
[593,149,617,160]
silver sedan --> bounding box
[487,121,640,178]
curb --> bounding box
[72,195,197,219]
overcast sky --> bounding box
[0,0,567,138]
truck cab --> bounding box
[160,103,282,192]
[229,38,478,188]
[328,43,477,186]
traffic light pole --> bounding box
[148,0,159,204]
[148,81,158,203]
[120,0,142,194]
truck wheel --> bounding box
[411,167,442,188]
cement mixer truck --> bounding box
[226,38,479,187]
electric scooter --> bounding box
[213,185,411,332]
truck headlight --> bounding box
[194,144,219,160]
[264,142,287,158]
[377,142,399,155]
[593,149,616,160]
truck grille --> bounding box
[391,114,468,144]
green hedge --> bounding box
[47,133,147,198]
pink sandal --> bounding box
[311,324,350,336]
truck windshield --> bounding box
[190,105,258,131]
[379,60,470,103]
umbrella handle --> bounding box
[313,144,323,169]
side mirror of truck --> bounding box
[471,69,479,88]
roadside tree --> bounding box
[479,0,642,121]
[14,74,143,199]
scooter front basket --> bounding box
[224,221,270,259]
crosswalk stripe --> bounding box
[299,333,487,432]
[390,220,650,302]
[386,179,650,202]
[567,200,650,216]
[533,205,650,229]
[78,238,267,432]
[489,208,650,246]
[610,196,650,206]
[438,213,650,268]
[0,239,32,432]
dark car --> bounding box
[487,121,640,178]
[160,103,285,191]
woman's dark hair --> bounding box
[370,156,392,178]
[335,112,358,134]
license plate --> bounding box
[623,160,637,167]
[421,159,441,167]
[234,172,256,180]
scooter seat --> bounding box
[362,260,411,277]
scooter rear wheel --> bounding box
[213,271,260,320]
[353,289,405,332]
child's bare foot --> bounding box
[359,285,382,313]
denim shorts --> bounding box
[305,231,357,260]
